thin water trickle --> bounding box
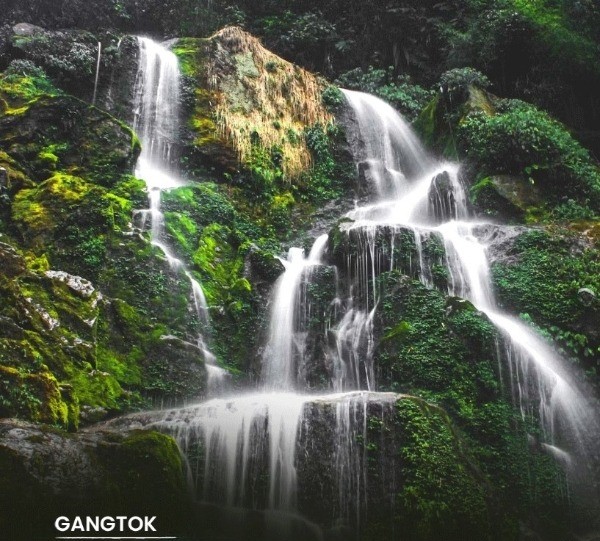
[92,41,102,105]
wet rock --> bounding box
[104,393,491,541]
[97,35,140,123]
[45,270,96,298]
[0,95,138,186]
[143,336,207,405]
[329,222,422,289]
[79,405,109,425]
[470,175,543,222]
[477,223,529,264]
[428,170,458,222]
[0,419,189,540]
[244,244,285,284]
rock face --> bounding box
[0,419,189,541]
[178,27,333,179]
[0,95,139,186]
[489,226,600,370]
[0,62,209,426]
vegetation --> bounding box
[492,229,600,380]
[459,99,600,213]
[335,66,433,120]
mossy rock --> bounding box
[0,243,143,427]
[295,395,493,540]
[470,175,545,223]
[0,93,139,186]
[0,420,190,540]
[491,227,600,378]
[414,85,494,160]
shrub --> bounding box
[321,85,344,110]
[439,67,490,99]
[459,99,600,209]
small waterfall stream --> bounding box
[132,37,227,392]
[262,234,329,390]
[122,40,598,538]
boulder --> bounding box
[0,419,189,540]
[470,175,544,222]
[12,23,45,37]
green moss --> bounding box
[193,223,250,308]
[384,398,491,541]
[12,173,89,233]
[68,368,123,410]
[96,347,143,386]
[37,143,67,169]
[163,184,236,227]
[172,37,205,78]
[0,71,59,111]
[0,94,138,187]
[492,228,599,372]
[371,270,570,532]
[0,363,78,429]
[376,271,496,401]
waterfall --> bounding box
[431,205,598,460]
[132,37,227,392]
[338,89,599,488]
[342,89,431,199]
[262,234,329,390]
[120,52,598,536]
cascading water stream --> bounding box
[132,37,227,392]
[439,222,598,451]
[338,89,599,476]
[262,234,329,390]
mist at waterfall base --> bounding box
[120,39,600,540]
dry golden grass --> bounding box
[206,26,333,179]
